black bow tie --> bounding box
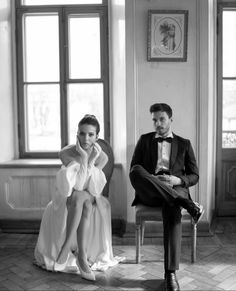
[156,137,173,143]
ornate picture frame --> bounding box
[147,10,188,62]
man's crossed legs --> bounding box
[130,165,204,291]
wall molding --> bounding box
[0,218,213,237]
[196,0,217,221]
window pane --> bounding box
[23,14,59,82]
[68,83,104,144]
[222,80,236,148]
[68,14,101,79]
[223,10,236,77]
[22,0,102,5]
[25,84,61,151]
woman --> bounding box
[34,115,121,281]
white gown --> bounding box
[34,160,122,273]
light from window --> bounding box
[222,11,236,148]
[23,14,59,82]
[25,84,61,151]
[68,83,104,144]
[223,11,236,77]
[16,2,108,157]
[69,15,101,79]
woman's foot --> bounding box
[56,247,70,264]
[54,253,70,272]
[54,246,71,272]
[76,255,95,281]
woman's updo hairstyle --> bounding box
[78,114,100,135]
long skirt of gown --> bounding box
[34,162,122,273]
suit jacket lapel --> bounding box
[169,134,178,170]
[150,134,158,172]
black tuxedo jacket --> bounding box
[130,132,199,205]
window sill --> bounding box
[0,159,124,169]
[0,159,62,168]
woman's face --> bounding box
[77,124,98,150]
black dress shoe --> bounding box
[191,202,204,224]
[165,272,180,291]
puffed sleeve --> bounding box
[53,161,80,207]
[87,166,107,198]
[73,161,88,191]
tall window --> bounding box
[218,5,236,148]
[16,0,109,158]
[217,2,236,216]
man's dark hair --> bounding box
[149,103,173,118]
[78,114,100,134]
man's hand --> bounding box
[156,174,182,187]
[169,175,182,186]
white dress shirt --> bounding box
[155,131,173,174]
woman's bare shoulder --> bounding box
[59,145,79,166]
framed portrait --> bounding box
[147,10,188,62]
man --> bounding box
[129,103,204,291]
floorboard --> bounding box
[0,218,236,290]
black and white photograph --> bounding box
[0,1,236,291]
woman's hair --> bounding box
[78,114,100,134]
[149,103,173,118]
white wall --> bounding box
[197,0,217,222]
[125,0,198,224]
[0,0,217,231]
[0,0,15,162]
[110,0,126,164]
[109,0,128,220]
[124,0,217,226]
[131,0,197,143]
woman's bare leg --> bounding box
[56,190,91,264]
[77,199,94,272]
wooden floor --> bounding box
[0,218,236,291]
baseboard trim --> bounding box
[0,218,127,235]
[0,219,41,233]
[112,218,126,236]
[0,218,213,237]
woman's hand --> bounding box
[89,142,102,165]
[76,137,88,162]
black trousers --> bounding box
[130,164,185,271]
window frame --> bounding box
[217,2,236,153]
[216,1,236,215]
[15,0,109,158]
